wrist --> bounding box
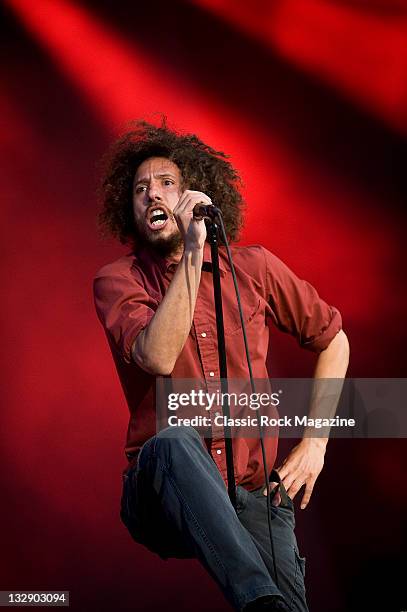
[301,436,328,451]
[183,243,205,260]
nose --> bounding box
[147,182,162,202]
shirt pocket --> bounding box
[223,297,262,336]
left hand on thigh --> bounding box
[273,439,326,509]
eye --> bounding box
[163,179,174,186]
[135,185,147,194]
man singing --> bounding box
[94,120,349,611]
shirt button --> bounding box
[215,412,220,417]
[216,449,222,455]
[201,332,207,338]
[209,371,215,377]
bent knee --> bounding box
[154,426,203,461]
[156,426,201,441]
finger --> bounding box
[173,192,192,216]
[263,481,278,495]
[263,482,281,506]
[275,464,289,482]
[173,189,191,210]
[271,490,282,507]
[176,191,211,213]
[174,199,210,223]
[186,196,212,217]
[300,482,315,510]
[280,473,296,493]
[286,478,304,501]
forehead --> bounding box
[134,157,180,181]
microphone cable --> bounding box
[212,211,280,590]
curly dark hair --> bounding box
[98,119,244,246]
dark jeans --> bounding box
[121,426,308,612]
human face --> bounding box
[132,157,183,255]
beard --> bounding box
[133,219,184,258]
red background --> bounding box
[1,1,406,610]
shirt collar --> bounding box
[134,242,227,276]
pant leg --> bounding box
[121,426,283,611]
[237,487,309,612]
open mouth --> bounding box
[147,207,169,231]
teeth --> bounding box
[152,219,165,226]
[151,209,165,218]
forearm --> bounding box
[304,329,350,446]
[132,246,204,375]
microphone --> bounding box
[193,203,221,220]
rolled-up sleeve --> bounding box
[93,272,155,364]
[263,248,342,353]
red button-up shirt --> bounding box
[94,243,342,491]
